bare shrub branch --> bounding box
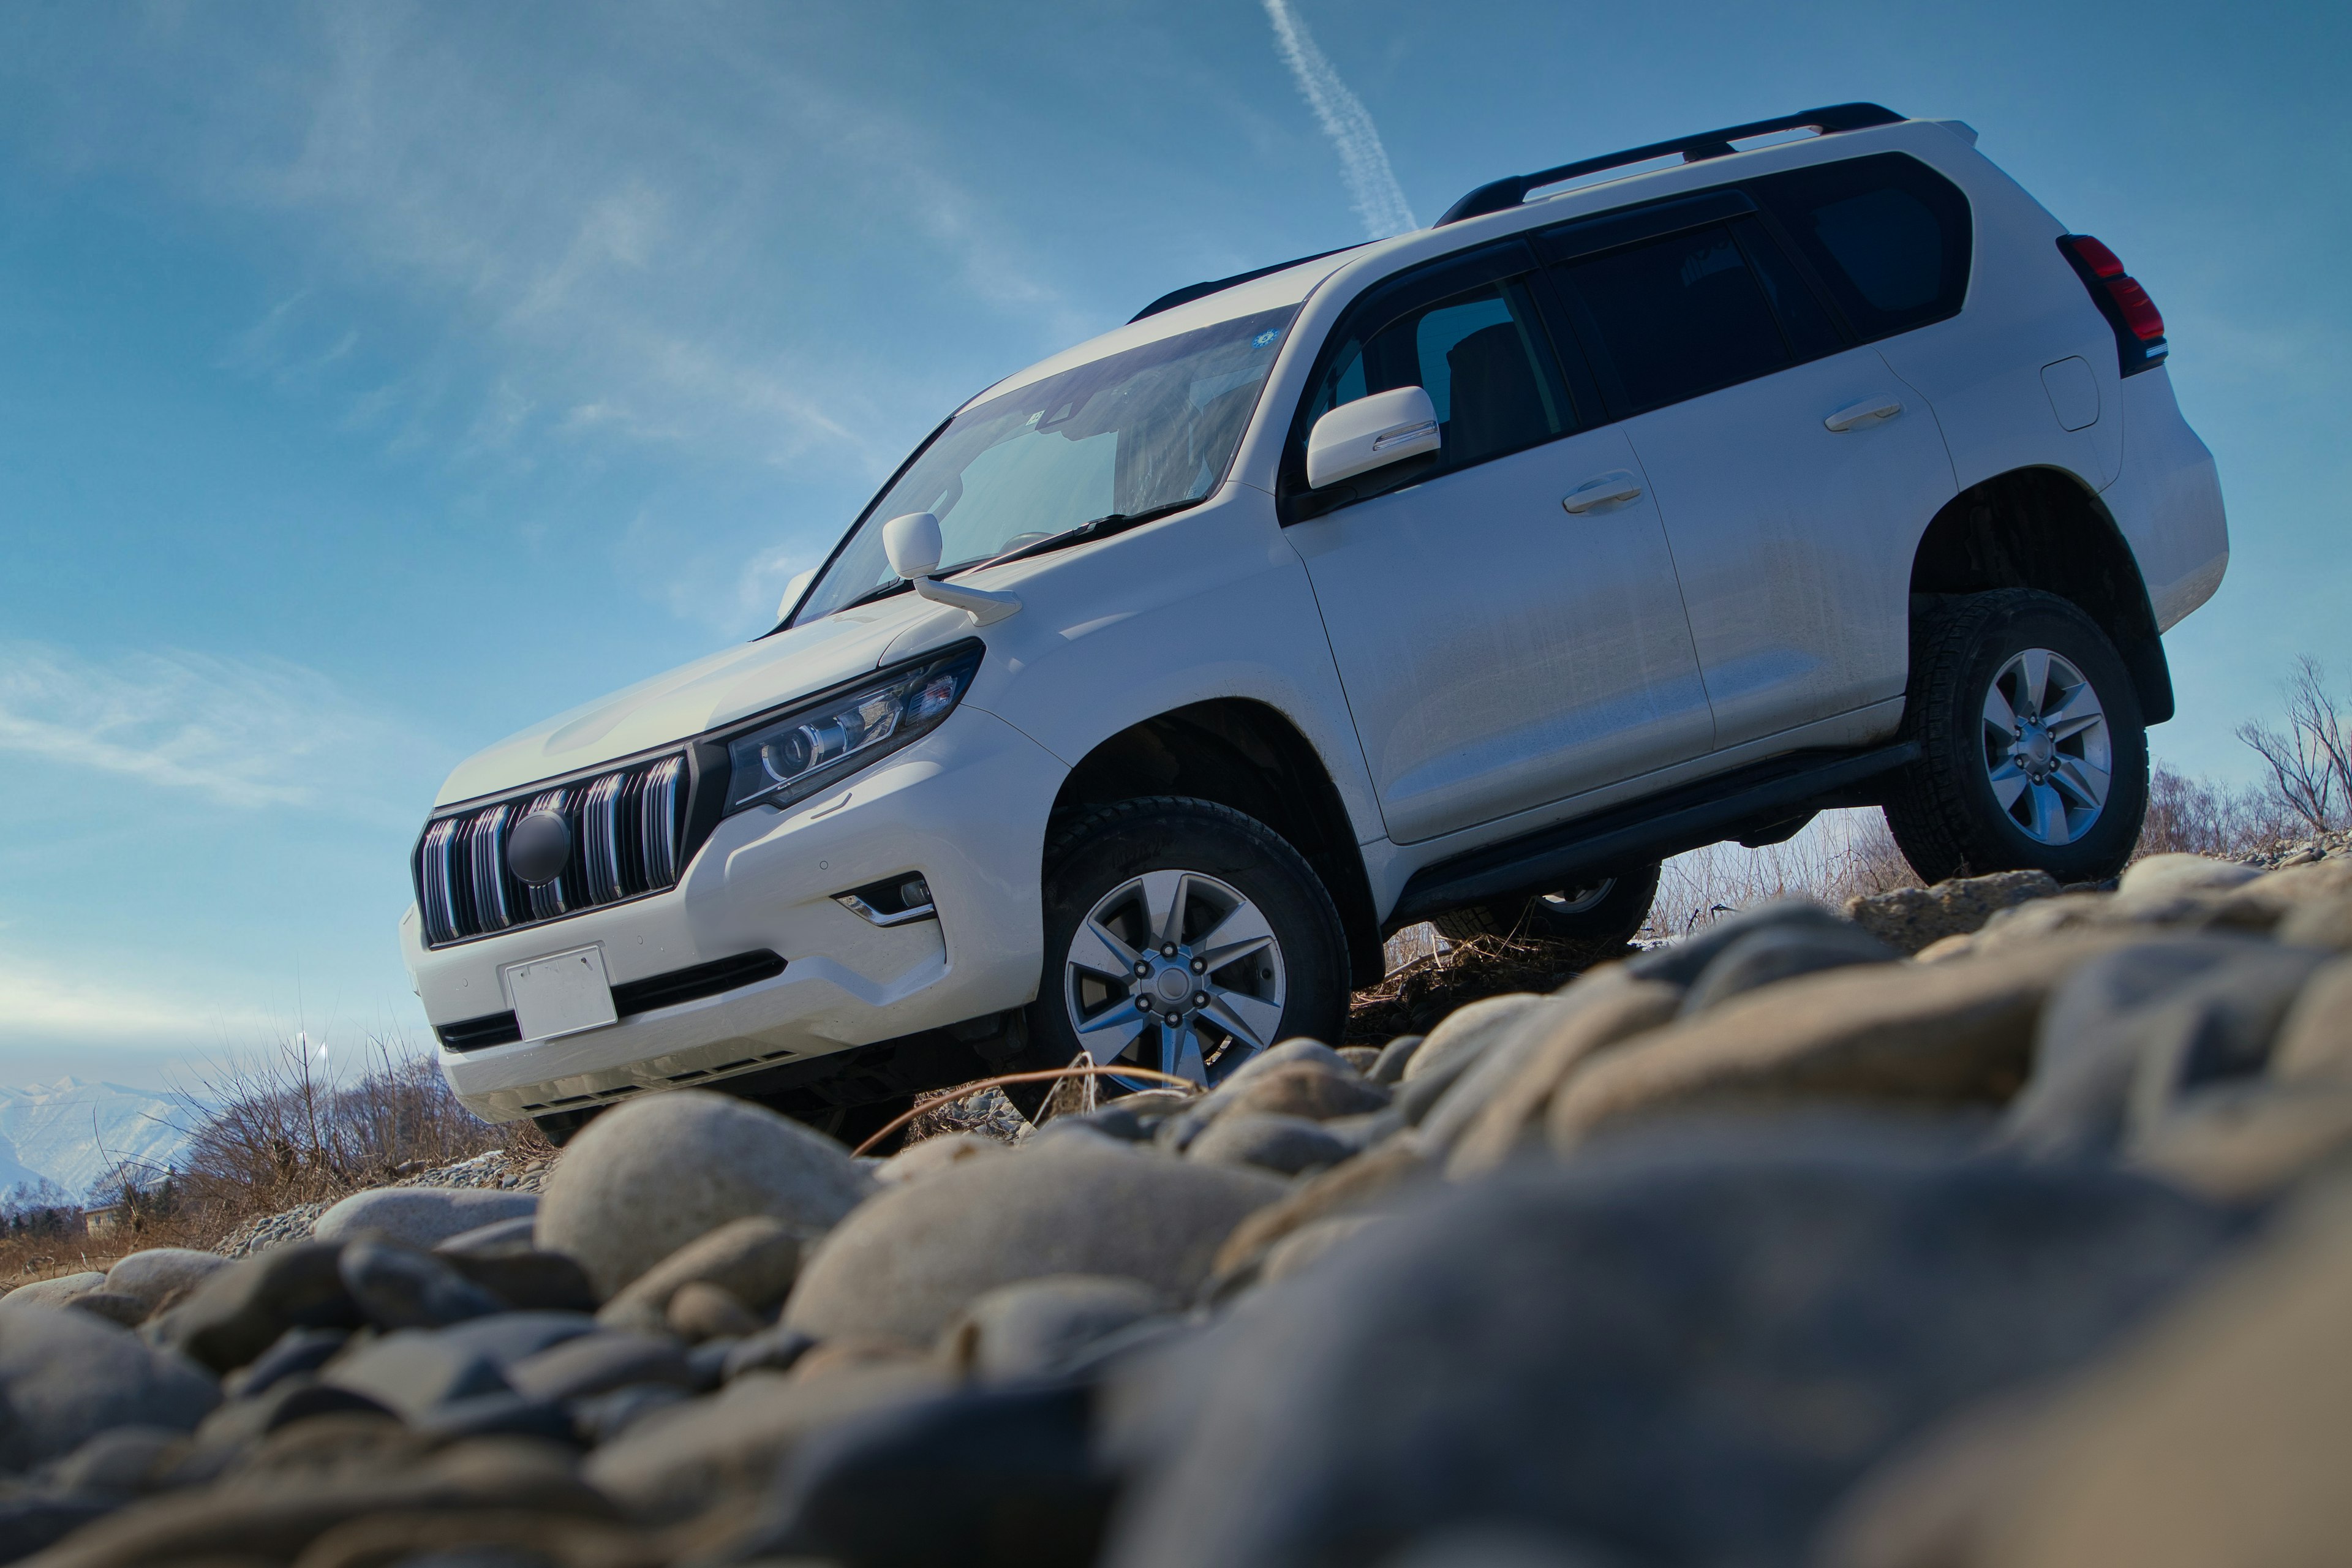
[2237,656,2352,834]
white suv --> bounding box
[402,104,2226,1140]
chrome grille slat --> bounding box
[466,804,513,932]
[420,818,464,945]
[413,753,689,948]
[641,756,684,886]
[524,788,570,922]
[617,768,649,894]
[581,772,627,904]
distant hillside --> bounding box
[0,1078,200,1202]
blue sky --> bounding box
[1,0,2345,1089]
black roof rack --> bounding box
[1129,244,1361,324]
[1434,102,1905,227]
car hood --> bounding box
[432,595,945,807]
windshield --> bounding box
[792,304,1298,624]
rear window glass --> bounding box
[1555,224,1791,412]
[1749,153,1972,340]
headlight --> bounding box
[722,643,984,816]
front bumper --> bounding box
[404,706,1065,1123]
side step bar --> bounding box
[1388,741,1919,928]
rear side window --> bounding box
[1305,276,1572,474]
[1553,224,1792,412]
[1749,153,1972,340]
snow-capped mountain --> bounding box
[0,1078,201,1203]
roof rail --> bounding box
[1434,102,1905,227]
[1129,245,1360,324]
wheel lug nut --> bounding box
[1134,961,1150,977]
[1193,992,1207,1007]
[1135,997,1150,1010]
[1190,958,1205,973]
[1161,944,1177,958]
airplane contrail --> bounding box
[1261,0,1419,240]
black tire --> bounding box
[1023,796,1349,1103]
[1885,589,2148,885]
[1428,861,1662,949]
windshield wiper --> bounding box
[839,578,917,612]
[967,499,1206,573]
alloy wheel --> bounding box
[1981,646,2111,846]
[1061,869,1287,1090]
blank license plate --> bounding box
[502,946,618,1042]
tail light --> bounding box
[2059,234,2168,375]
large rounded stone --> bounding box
[1102,1122,2238,1568]
[1184,1112,1352,1175]
[1623,899,1855,988]
[1843,870,2060,956]
[586,1362,950,1523]
[1218,1065,1388,1123]
[2268,954,2352,1085]
[1401,995,1549,1084]
[2000,937,2328,1159]
[1679,921,1896,1014]
[1548,937,2135,1153]
[154,1241,360,1374]
[0,1272,106,1313]
[1824,1182,2352,1568]
[314,1187,538,1249]
[600,1215,803,1319]
[2118,853,2260,902]
[105,1249,230,1311]
[0,1305,220,1468]
[535,1090,875,1298]
[1445,979,1682,1178]
[786,1141,1285,1345]
[939,1275,1170,1384]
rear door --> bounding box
[1542,181,1959,751]
[1281,241,1713,845]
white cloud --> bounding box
[0,955,272,1044]
[1261,0,1419,240]
[0,641,433,815]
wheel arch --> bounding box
[1050,699,1384,988]
[1907,466,2174,724]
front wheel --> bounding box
[1884,589,2148,885]
[1025,796,1350,1100]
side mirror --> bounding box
[878,509,1023,627]
[882,511,944,580]
[775,568,816,624]
[1306,385,1441,489]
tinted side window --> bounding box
[1750,153,1973,339]
[1555,224,1791,412]
[1305,276,1570,473]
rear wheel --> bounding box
[1025,796,1349,1101]
[1885,589,2148,884]
[1429,861,1662,951]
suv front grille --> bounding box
[417,754,687,947]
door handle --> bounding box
[1562,473,1643,513]
[1823,397,1904,432]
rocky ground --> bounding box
[213,1152,556,1260]
[4,847,2352,1566]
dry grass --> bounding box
[1646,807,1920,938]
[2139,763,2304,861]
[0,1033,543,1283]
